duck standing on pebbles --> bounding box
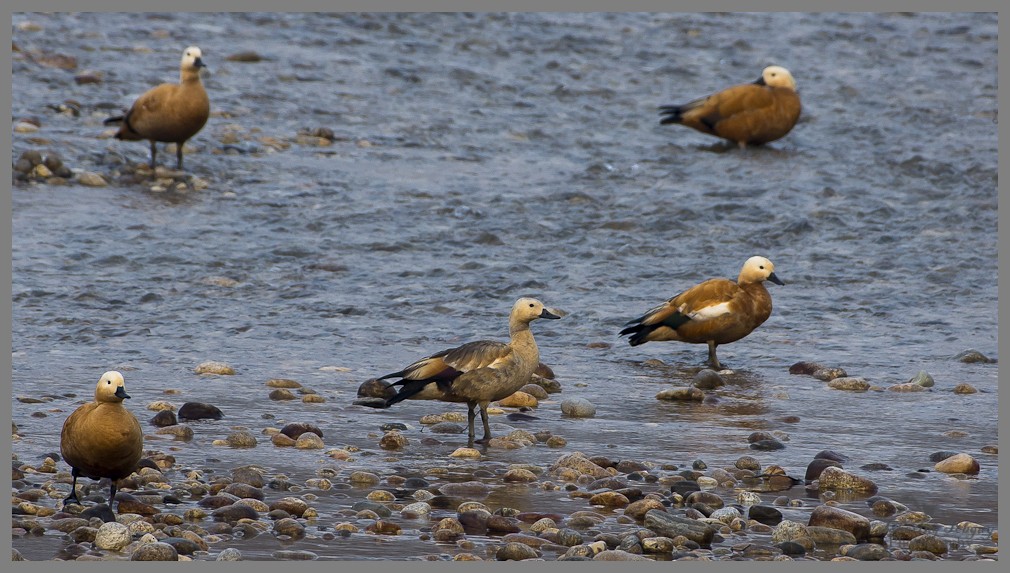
[620,256,784,370]
[105,46,210,170]
[659,65,800,149]
[361,298,561,447]
[60,371,143,514]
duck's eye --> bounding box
[760,265,765,269]
[529,303,535,308]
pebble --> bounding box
[808,505,870,541]
[177,402,224,420]
[828,377,870,391]
[194,361,235,375]
[295,433,324,449]
[908,534,948,555]
[519,383,549,399]
[908,370,935,387]
[379,430,408,449]
[748,505,783,526]
[844,543,891,560]
[560,397,597,417]
[215,548,243,561]
[953,383,978,394]
[503,468,538,482]
[269,389,296,400]
[266,378,301,389]
[150,410,178,427]
[499,391,538,408]
[76,171,108,187]
[643,510,716,546]
[225,431,257,448]
[272,433,296,446]
[496,542,540,561]
[954,349,994,363]
[934,453,980,474]
[655,387,704,401]
[94,521,131,551]
[131,542,179,561]
[888,383,925,392]
[817,466,878,493]
[692,370,725,389]
[357,378,395,399]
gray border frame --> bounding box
[5,2,1003,573]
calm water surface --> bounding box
[11,12,997,560]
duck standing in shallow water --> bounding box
[659,66,800,149]
[60,371,143,514]
[620,256,784,370]
[362,298,561,447]
[105,46,210,170]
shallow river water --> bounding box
[11,12,998,561]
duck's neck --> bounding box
[181,69,203,85]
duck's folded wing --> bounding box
[671,279,741,322]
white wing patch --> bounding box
[687,302,732,321]
[485,355,511,370]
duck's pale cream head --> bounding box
[181,46,207,71]
[512,297,563,322]
[95,370,131,402]
[740,256,785,286]
[759,66,796,90]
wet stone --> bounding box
[750,439,785,451]
[845,543,891,560]
[178,402,224,420]
[94,521,130,550]
[888,383,925,392]
[296,432,324,449]
[232,467,265,487]
[908,370,934,387]
[226,431,257,447]
[934,453,980,474]
[954,349,994,363]
[692,370,725,389]
[212,504,259,522]
[813,367,847,381]
[351,500,391,517]
[496,542,539,561]
[656,387,704,401]
[777,541,806,556]
[156,425,194,440]
[273,550,318,560]
[216,548,243,561]
[806,525,857,546]
[269,389,296,400]
[953,383,978,394]
[380,430,408,450]
[430,421,465,434]
[131,542,179,561]
[273,517,305,539]
[735,455,761,471]
[643,510,716,546]
[871,499,897,517]
[749,505,783,526]
[271,497,309,517]
[150,410,178,427]
[280,422,322,439]
[594,549,651,561]
[817,466,878,493]
[828,377,870,391]
[560,397,596,417]
[161,536,201,555]
[272,433,296,446]
[808,505,870,541]
[224,483,264,500]
[357,378,395,399]
[195,361,235,375]
[908,534,948,554]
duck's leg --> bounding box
[473,403,492,444]
[109,481,118,513]
[466,402,477,447]
[176,142,185,170]
[707,341,723,370]
[149,141,158,170]
[64,467,81,505]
